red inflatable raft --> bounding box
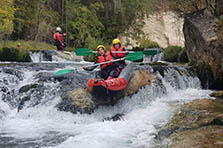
[87,62,133,94]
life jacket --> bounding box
[53,32,63,45]
[97,51,114,70]
[110,45,125,59]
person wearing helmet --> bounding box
[83,45,120,80]
[17,43,22,48]
[53,27,66,52]
[110,38,127,70]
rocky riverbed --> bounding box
[158,91,223,148]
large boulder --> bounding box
[157,97,223,148]
[57,88,95,114]
[125,70,155,95]
[183,0,223,89]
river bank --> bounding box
[157,91,223,148]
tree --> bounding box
[65,0,104,48]
[0,0,15,39]
[12,0,60,42]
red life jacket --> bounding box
[110,45,125,58]
[97,52,114,70]
[53,32,63,45]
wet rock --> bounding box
[2,68,23,81]
[30,50,54,61]
[208,115,223,126]
[156,128,174,141]
[30,50,82,62]
[210,91,223,99]
[170,126,223,148]
[103,113,124,121]
[183,7,223,89]
[125,70,156,95]
[19,84,39,93]
[17,96,31,111]
[0,86,8,93]
[162,98,223,147]
[56,70,93,93]
[57,88,95,114]
[168,99,223,130]
[35,72,56,82]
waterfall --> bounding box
[0,62,212,148]
[29,50,83,63]
[143,48,164,63]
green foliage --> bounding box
[13,0,60,41]
[0,47,31,62]
[9,0,157,49]
[0,0,16,38]
[164,46,188,63]
[85,53,97,62]
[66,1,104,49]
[97,0,155,41]
[0,40,56,51]
[139,39,160,48]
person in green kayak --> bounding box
[83,45,120,80]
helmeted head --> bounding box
[112,38,121,49]
[17,43,22,48]
[112,38,121,45]
[97,45,106,56]
[56,27,62,32]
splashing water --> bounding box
[0,63,212,148]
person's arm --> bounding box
[57,34,64,46]
[122,47,129,55]
[83,65,98,71]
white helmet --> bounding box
[56,27,62,32]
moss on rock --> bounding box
[164,46,188,63]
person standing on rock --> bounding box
[53,27,66,52]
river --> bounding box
[0,51,212,148]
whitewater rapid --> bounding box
[0,64,212,148]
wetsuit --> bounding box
[53,32,65,51]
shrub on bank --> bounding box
[0,47,31,62]
[139,39,160,48]
[0,40,56,51]
[164,46,188,63]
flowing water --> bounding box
[0,51,212,148]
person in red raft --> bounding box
[83,45,120,80]
[110,38,128,70]
[53,27,66,52]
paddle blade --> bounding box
[142,50,158,55]
[56,69,74,76]
[75,48,92,56]
[125,51,143,61]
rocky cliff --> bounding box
[120,11,185,48]
[183,0,223,89]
